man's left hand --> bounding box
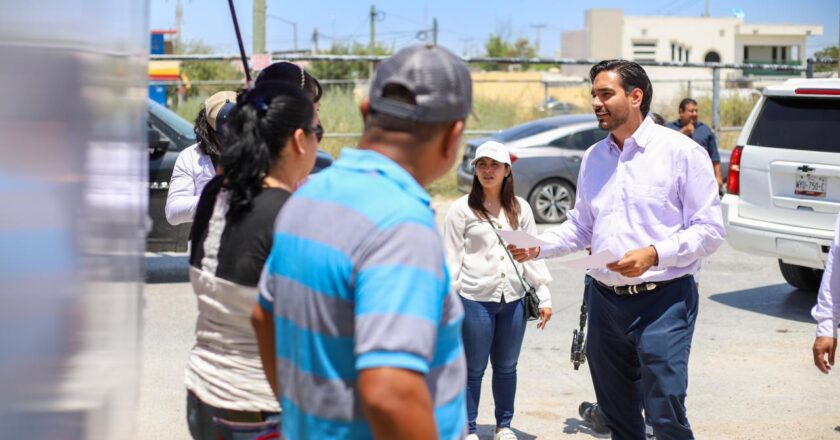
[606,246,659,278]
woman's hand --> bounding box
[537,307,552,330]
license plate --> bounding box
[795,173,827,197]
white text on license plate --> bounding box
[795,174,827,198]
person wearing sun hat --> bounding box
[165,90,237,226]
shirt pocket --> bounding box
[625,184,677,224]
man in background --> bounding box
[666,98,723,190]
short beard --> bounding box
[600,112,628,131]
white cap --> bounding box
[471,140,511,167]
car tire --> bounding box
[778,260,823,291]
[528,179,576,224]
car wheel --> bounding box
[528,179,575,224]
[778,260,823,291]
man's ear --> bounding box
[630,88,644,110]
[359,98,371,122]
[441,120,465,161]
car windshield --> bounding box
[148,99,196,142]
[493,120,559,143]
[748,96,840,153]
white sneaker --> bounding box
[466,434,480,440]
[494,428,518,440]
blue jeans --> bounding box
[461,296,527,433]
[186,391,279,440]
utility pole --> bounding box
[175,0,183,51]
[253,0,266,54]
[432,18,438,45]
[312,28,319,54]
[705,0,710,17]
[267,15,298,52]
[530,24,546,54]
[369,4,377,78]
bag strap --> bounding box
[487,217,533,291]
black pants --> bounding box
[586,277,697,440]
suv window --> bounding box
[549,128,607,150]
[748,96,840,153]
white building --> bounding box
[560,9,824,105]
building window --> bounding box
[685,49,690,62]
[704,51,721,63]
[632,41,657,62]
[719,29,725,37]
[781,47,787,62]
[744,46,749,61]
[671,43,676,61]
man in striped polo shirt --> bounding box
[252,44,472,440]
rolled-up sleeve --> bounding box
[443,201,466,294]
[653,146,726,268]
[813,214,840,338]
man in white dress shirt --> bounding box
[812,214,840,374]
[510,59,725,440]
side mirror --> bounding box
[148,128,170,160]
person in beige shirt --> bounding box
[444,141,552,440]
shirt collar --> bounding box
[605,116,655,152]
[334,148,432,205]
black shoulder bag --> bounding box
[489,219,541,321]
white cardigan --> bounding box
[165,143,217,225]
[443,195,552,307]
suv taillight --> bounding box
[726,145,743,195]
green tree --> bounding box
[308,42,392,82]
[480,34,538,71]
[814,46,839,73]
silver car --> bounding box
[457,114,606,223]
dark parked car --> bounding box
[146,99,333,252]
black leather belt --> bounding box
[594,275,692,296]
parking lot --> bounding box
[137,207,840,440]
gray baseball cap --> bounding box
[369,44,472,123]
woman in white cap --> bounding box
[165,90,237,226]
[443,140,553,440]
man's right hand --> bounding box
[680,122,695,136]
[813,336,837,374]
[508,245,540,262]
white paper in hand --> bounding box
[495,229,553,248]
[557,249,621,270]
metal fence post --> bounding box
[806,58,814,78]
[712,67,720,132]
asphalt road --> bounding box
[136,219,840,440]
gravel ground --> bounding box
[135,200,840,440]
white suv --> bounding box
[722,78,840,291]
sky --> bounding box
[150,0,839,58]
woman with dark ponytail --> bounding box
[183,81,322,440]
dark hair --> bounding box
[649,112,666,125]
[194,108,222,164]
[679,97,698,111]
[255,61,322,103]
[589,59,653,117]
[467,164,520,229]
[221,81,315,220]
[364,84,452,144]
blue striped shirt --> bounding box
[259,148,467,440]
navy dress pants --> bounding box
[586,276,698,440]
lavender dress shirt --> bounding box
[538,116,726,287]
